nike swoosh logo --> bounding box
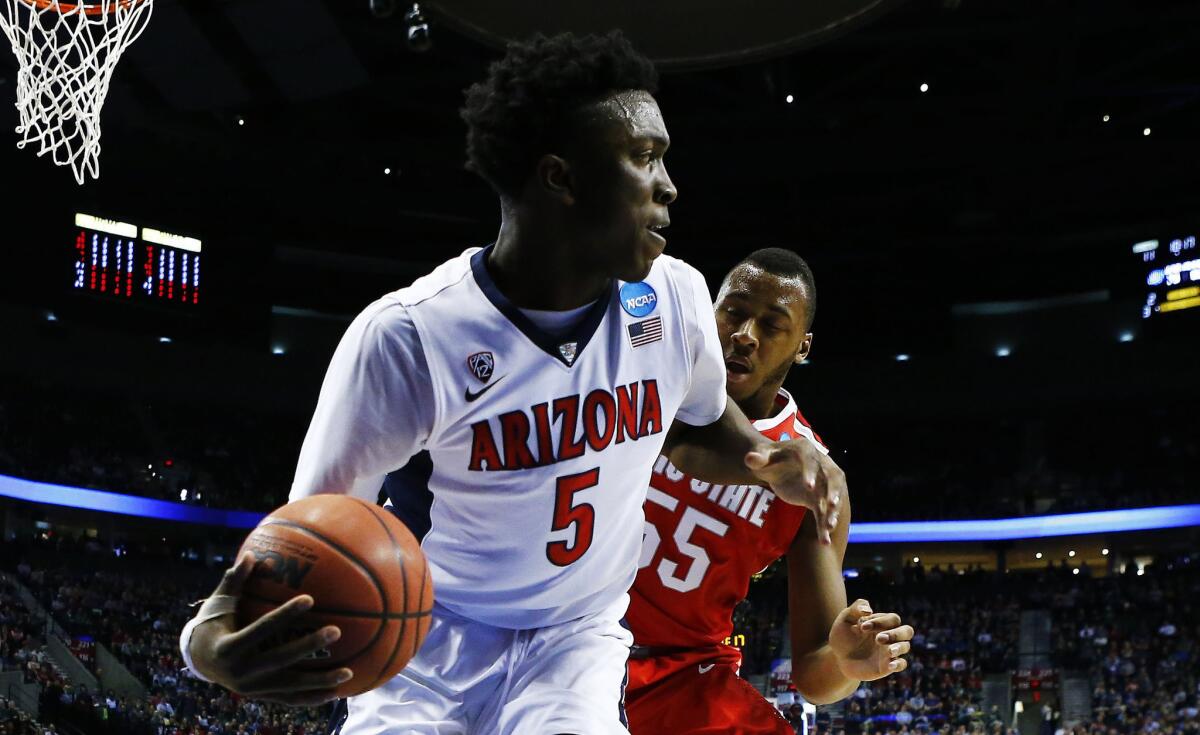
[698,663,715,674]
[464,375,506,402]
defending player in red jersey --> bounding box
[626,248,915,734]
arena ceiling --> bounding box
[1,0,1197,358]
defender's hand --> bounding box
[828,600,913,681]
[745,438,844,544]
[187,554,352,706]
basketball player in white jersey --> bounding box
[178,31,846,735]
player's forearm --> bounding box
[792,645,860,704]
[664,402,764,484]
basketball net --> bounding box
[0,0,153,184]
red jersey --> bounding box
[626,389,827,649]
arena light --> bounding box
[0,473,263,528]
[75,213,136,238]
[6,472,1200,538]
[143,227,202,254]
[849,504,1200,543]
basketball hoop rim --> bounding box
[19,0,144,16]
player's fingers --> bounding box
[238,667,353,698]
[860,612,902,632]
[841,600,873,623]
[213,554,255,597]
[823,481,839,534]
[219,594,315,656]
[886,657,908,674]
[236,626,342,680]
[874,624,915,645]
[887,641,911,658]
[822,459,847,521]
[750,442,819,485]
[813,507,832,546]
[812,485,832,546]
[743,444,773,470]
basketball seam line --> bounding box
[360,497,410,692]
[256,518,391,664]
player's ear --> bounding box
[794,333,813,365]
[536,154,575,206]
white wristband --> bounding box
[179,616,213,682]
[179,595,239,683]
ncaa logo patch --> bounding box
[467,351,495,383]
[619,281,657,318]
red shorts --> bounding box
[625,647,794,735]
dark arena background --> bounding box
[1,1,1198,734]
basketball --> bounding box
[235,495,434,698]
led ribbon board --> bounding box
[1,473,262,528]
[4,473,1198,538]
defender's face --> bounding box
[714,264,812,402]
[568,91,677,283]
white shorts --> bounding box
[337,595,634,735]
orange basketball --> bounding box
[236,494,433,698]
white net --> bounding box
[0,0,153,184]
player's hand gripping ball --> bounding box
[236,495,434,698]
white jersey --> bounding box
[290,246,727,629]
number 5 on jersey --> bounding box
[546,468,600,566]
[639,487,730,592]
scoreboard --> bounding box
[72,212,202,307]
[1135,234,1199,318]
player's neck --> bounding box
[736,381,785,422]
[488,211,610,310]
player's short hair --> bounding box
[461,30,659,197]
[729,247,817,329]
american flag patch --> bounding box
[627,316,663,348]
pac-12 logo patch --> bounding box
[620,281,657,318]
[467,351,495,382]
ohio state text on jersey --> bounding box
[628,389,828,648]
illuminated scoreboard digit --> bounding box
[72,212,203,307]
[1134,235,1199,318]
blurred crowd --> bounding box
[0,382,303,512]
[1,533,1196,735]
[740,558,1198,735]
[1,538,332,735]
[834,405,1196,521]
